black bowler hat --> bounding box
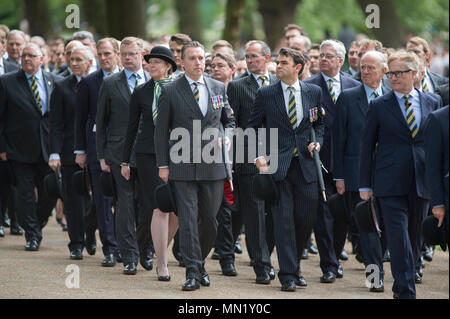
[355,199,381,233]
[252,173,279,203]
[154,183,177,214]
[72,168,90,197]
[144,46,177,73]
[100,171,115,198]
[44,171,63,199]
[328,193,351,223]
[422,215,447,251]
[0,161,14,186]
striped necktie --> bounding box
[152,77,172,124]
[193,82,200,103]
[403,94,418,139]
[287,86,298,156]
[259,75,268,87]
[372,90,379,100]
[132,73,139,89]
[328,79,336,103]
[30,75,42,113]
[421,79,429,92]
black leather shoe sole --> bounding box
[281,281,296,292]
[320,273,336,283]
[256,275,271,285]
[370,286,385,293]
[182,279,200,291]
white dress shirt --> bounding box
[321,72,342,100]
[185,74,208,117]
[280,80,303,127]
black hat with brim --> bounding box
[100,171,115,199]
[154,182,177,214]
[72,169,90,197]
[44,171,62,199]
[422,215,447,251]
[144,46,177,73]
[328,193,351,223]
[252,173,279,203]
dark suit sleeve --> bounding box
[74,79,89,151]
[0,78,7,153]
[95,81,109,161]
[425,112,445,207]
[247,89,266,158]
[220,85,236,137]
[49,81,65,155]
[332,92,348,179]
[122,89,142,163]
[154,86,171,167]
[359,100,379,189]
[227,81,239,124]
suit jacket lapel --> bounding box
[116,71,131,102]
[178,75,204,118]
[298,81,311,130]
[247,74,260,94]
[19,70,41,115]
[418,90,431,133]
[274,82,293,129]
[388,91,410,131]
[204,77,215,119]
[358,85,369,117]
[318,74,335,117]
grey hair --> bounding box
[298,36,312,51]
[245,40,271,56]
[320,39,346,59]
[21,42,42,57]
[361,50,387,69]
[7,29,27,43]
[71,45,94,62]
[72,31,95,43]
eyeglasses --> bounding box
[319,53,337,60]
[385,69,412,79]
[21,53,41,59]
[121,52,140,57]
[360,65,377,72]
[245,54,264,60]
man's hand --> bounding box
[100,158,110,172]
[336,180,345,195]
[121,166,130,181]
[255,157,269,173]
[159,167,169,183]
[75,154,87,169]
[360,190,373,201]
[0,152,6,161]
[49,159,61,172]
[432,206,446,228]
[308,142,321,158]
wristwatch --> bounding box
[120,162,130,167]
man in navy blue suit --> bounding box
[304,40,360,283]
[74,37,120,267]
[359,51,440,299]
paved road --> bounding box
[0,216,448,299]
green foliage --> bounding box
[0,0,24,29]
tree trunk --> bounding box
[223,0,246,49]
[257,0,302,50]
[174,0,203,43]
[106,0,147,40]
[81,0,108,37]
[24,0,51,38]
[355,0,407,48]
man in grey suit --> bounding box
[155,41,235,291]
[96,37,150,275]
[0,29,19,75]
[5,30,26,66]
[227,40,278,284]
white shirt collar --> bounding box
[25,68,43,81]
[252,72,270,82]
[124,68,145,80]
[185,74,205,86]
[394,87,417,100]
[280,80,300,92]
[321,72,340,84]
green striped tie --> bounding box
[132,73,139,90]
[403,94,418,139]
[259,75,268,87]
[287,86,298,156]
[30,75,42,113]
[152,77,172,124]
[421,79,429,92]
[193,82,200,103]
[328,79,336,103]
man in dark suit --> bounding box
[96,37,150,275]
[425,105,449,240]
[343,41,360,77]
[1,29,20,75]
[435,83,449,106]
[155,41,235,291]
[49,45,94,260]
[0,43,62,251]
[4,30,26,66]
[74,37,121,267]
[360,51,440,299]
[249,47,324,291]
[333,50,390,292]
[56,40,84,78]
[227,40,277,283]
[304,39,360,283]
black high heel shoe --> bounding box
[156,266,171,281]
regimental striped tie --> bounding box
[328,79,336,103]
[193,82,200,103]
[259,75,268,87]
[403,94,418,139]
[152,77,172,124]
[287,86,298,156]
[30,75,42,113]
[132,73,139,90]
[371,90,379,101]
[421,79,429,92]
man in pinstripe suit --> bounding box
[248,48,324,291]
[227,40,278,284]
[155,41,235,291]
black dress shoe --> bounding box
[85,242,96,256]
[369,280,384,293]
[383,250,390,262]
[355,253,364,263]
[200,271,210,286]
[415,272,422,284]
[339,249,348,261]
[301,248,309,260]
[61,223,68,232]
[320,272,336,283]
[115,251,122,263]
[140,254,153,271]
[123,262,137,275]
[234,241,243,254]
[70,248,83,260]
[10,225,23,236]
[221,263,237,276]
[423,245,434,262]
[256,273,271,285]
[295,275,307,287]
[269,267,275,280]
[211,251,220,260]
[101,254,116,267]
[336,264,343,278]
[281,280,296,292]
[25,239,40,251]
[0,226,4,237]
[2,215,10,227]
[308,244,319,255]
[156,267,171,281]
[182,278,200,291]
[179,259,186,267]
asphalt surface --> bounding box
[0,215,448,299]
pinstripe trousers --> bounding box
[271,158,318,284]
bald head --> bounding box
[65,40,83,65]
